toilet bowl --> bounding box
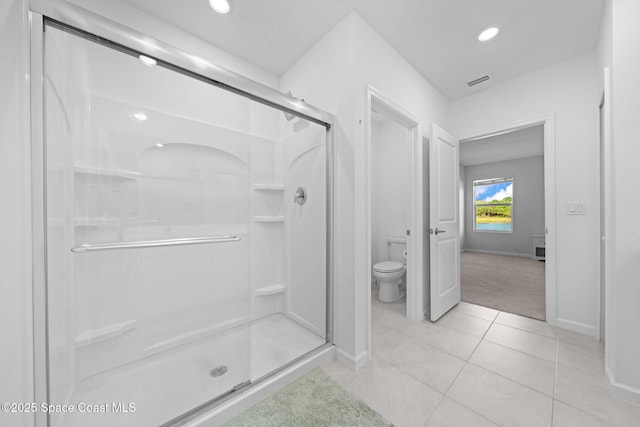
[373,261,406,302]
[373,236,407,302]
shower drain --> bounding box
[210,365,228,377]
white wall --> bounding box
[0,1,32,426]
[281,12,448,366]
[463,156,545,256]
[280,14,359,365]
[606,0,640,405]
[449,52,600,336]
[372,120,410,266]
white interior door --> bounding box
[429,124,460,321]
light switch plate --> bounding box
[568,201,587,215]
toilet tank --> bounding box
[387,236,407,262]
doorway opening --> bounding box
[364,87,424,360]
[459,117,556,324]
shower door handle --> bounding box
[71,235,241,253]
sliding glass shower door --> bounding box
[42,21,329,427]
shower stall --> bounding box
[31,4,333,426]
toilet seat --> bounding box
[373,261,404,273]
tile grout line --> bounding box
[493,319,559,340]
[441,309,497,396]
[420,394,446,427]
[379,299,617,411]
[377,317,474,362]
[379,301,618,426]
[464,358,556,399]
[435,310,502,427]
[448,309,557,426]
[473,316,558,403]
[483,335,557,364]
[379,303,562,426]
[373,302,453,427]
[550,335,559,427]
[553,397,622,426]
[377,302,497,426]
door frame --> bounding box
[459,114,557,325]
[598,66,613,345]
[363,86,423,358]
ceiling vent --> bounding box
[467,75,490,87]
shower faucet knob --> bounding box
[294,187,307,205]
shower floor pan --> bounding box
[54,313,324,427]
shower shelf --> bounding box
[253,216,285,223]
[252,184,285,191]
[254,284,285,296]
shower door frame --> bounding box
[29,1,335,425]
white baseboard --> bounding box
[190,345,336,426]
[556,318,597,338]
[606,366,640,407]
[336,348,369,370]
[463,248,531,258]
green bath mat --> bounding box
[224,368,392,427]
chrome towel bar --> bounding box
[71,235,241,253]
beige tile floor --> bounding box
[323,294,640,427]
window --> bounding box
[473,177,513,232]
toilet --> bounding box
[373,236,407,302]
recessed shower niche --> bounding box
[39,21,331,427]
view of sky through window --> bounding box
[474,178,513,232]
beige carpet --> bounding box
[461,251,546,321]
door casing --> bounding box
[459,115,557,326]
[363,86,423,361]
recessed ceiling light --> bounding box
[155,143,164,148]
[133,112,147,121]
[209,0,231,14]
[138,55,157,67]
[478,25,501,42]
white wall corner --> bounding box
[336,347,369,370]
[606,366,640,407]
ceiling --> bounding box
[122,0,605,100]
[460,125,544,166]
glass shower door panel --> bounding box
[44,26,252,426]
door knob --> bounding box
[430,228,446,235]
